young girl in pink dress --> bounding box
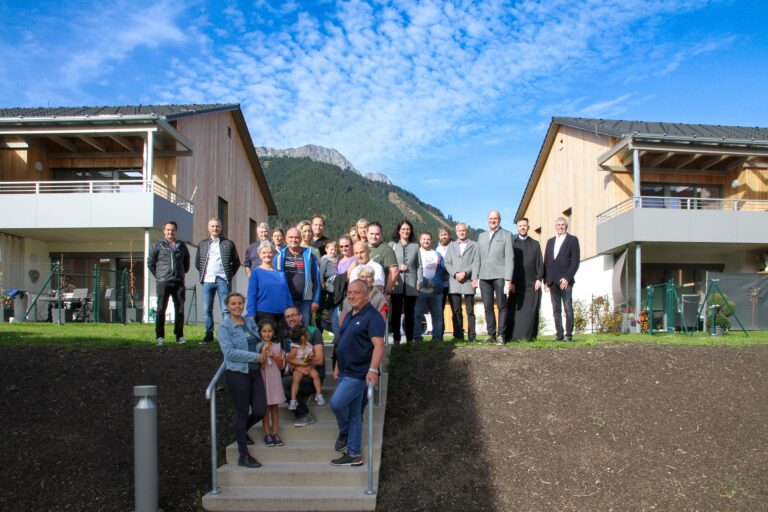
[258,319,286,447]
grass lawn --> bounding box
[1,321,766,348]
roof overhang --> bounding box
[598,133,768,173]
[0,115,193,157]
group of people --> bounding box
[145,209,581,469]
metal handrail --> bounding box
[205,362,226,495]
[365,382,376,495]
[596,195,768,224]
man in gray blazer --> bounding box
[445,222,477,341]
[472,210,514,344]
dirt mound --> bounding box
[378,344,768,511]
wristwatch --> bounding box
[368,367,380,375]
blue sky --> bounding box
[2,0,767,230]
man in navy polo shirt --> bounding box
[330,280,385,466]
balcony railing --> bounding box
[0,179,194,214]
[597,196,768,224]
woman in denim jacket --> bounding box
[217,292,266,468]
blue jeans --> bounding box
[203,277,230,337]
[331,375,368,456]
[293,298,313,326]
[414,290,444,341]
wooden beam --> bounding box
[49,135,77,152]
[109,135,136,151]
[0,125,157,136]
[700,154,730,170]
[743,160,768,169]
[49,151,142,159]
[596,136,631,166]
[47,150,193,159]
[631,141,768,157]
[675,153,703,169]
[79,135,107,152]
[599,164,632,173]
[0,141,29,149]
[156,119,194,151]
[646,152,674,168]
[643,167,730,177]
[620,150,636,167]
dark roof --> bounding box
[0,103,239,120]
[553,116,768,141]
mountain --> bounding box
[261,156,477,239]
[256,144,360,174]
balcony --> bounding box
[596,196,768,254]
[0,179,194,241]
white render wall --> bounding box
[539,254,614,335]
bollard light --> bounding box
[134,385,158,512]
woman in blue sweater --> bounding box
[217,292,266,468]
[247,242,293,345]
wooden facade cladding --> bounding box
[175,111,270,249]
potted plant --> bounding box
[708,292,735,335]
[1,293,12,322]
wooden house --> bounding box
[0,103,276,323]
[516,117,768,332]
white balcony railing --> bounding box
[0,179,194,214]
[597,196,768,224]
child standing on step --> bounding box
[258,319,286,447]
[287,326,325,409]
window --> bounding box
[218,197,229,238]
[640,183,722,209]
[249,219,257,245]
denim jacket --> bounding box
[217,317,261,373]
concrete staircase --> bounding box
[203,344,389,512]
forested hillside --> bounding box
[262,157,477,238]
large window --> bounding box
[640,183,722,209]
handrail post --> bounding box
[206,363,226,496]
[210,384,220,495]
[365,383,376,496]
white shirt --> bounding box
[349,260,385,287]
[553,234,567,260]
[420,249,439,282]
[204,237,226,283]
[458,239,469,256]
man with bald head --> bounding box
[273,227,321,323]
[472,210,514,344]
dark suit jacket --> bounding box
[543,233,580,286]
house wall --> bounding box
[0,145,52,180]
[175,111,270,250]
[521,125,619,260]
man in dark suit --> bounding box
[543,217,580,341]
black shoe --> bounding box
[565,336,573,342]
[452,336,465,341]
[468,335,476,342]
[331,452,363,466]
[201,334,214,344]
[555,335,564,341]
[238,455,261,468]
[334,432,348,452]
[485,336,496,343]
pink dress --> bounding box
[261,343,286,405]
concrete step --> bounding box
[227,439,383,464]
[246,418,383,442]
[273,401,387,422]
[202,486,377,512]
[216,462,379,488]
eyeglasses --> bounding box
[339,245,350,248]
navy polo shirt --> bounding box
[337,301,386,379]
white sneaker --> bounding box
[177,337,186,344]
[288,399,298,410]
[315,394,326,406]
[156,337,165,345]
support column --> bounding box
[635,243,642,333]
[632,148,641,206]
[143,229,151,324]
